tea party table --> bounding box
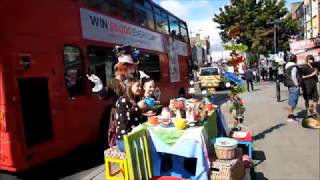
[142,111,218,180]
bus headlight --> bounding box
[201,90,207,95]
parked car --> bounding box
[198,67,230,92]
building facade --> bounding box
[290,0,320,63]
[291,2,305,40]
[190,33,211,67]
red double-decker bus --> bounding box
[0,0,191,172]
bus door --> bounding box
[17,55,54,148]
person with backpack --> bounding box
[284,54,301,122]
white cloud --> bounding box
[159,0,211,19]
[159,0,224,58]
[159,1,189,19]
[188,19,222,48]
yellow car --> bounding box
[198,67,224,92]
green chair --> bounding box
[124,128,152,180]
[123,128,187,180]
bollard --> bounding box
[276,79,281,102]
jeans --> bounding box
[288,86,300,109]
[116,139,125,152]
[246,80,254,91]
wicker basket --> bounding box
[211,148,245,180]
[210,158,245,180]
[214,145,237,160]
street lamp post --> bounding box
[267,20,281,102]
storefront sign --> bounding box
[296,48,320,64]
[80,8,164,52]
[290,38,320,51]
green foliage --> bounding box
[213,0,299,55]
[230,103,246,116]
[247,54,258,65]
[223,43,248,52]
[230,85,246,95]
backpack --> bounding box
[284,65,302,87]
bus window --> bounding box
[180,22,189,43]
[134,1,155,29]
[139,53,161,81]
[81,0,118,16]
[169,15,181,40]
[155,11,169,34]
[119,0,134,21]
[87,46,115,87]
[63,46,85,97]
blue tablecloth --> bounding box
[147,126,210,180]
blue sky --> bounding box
[153,0,302,59]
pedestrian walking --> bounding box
[284,54,301,122]
[269,67,274,81]
[300,55,319,115]
[252,68,257,82]
[244,67,254,92]
[261,67,267,81]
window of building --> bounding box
[134,1,155,29]
[169,15,180,39]
[119,0,134,21]
[63,46,85,97]
[138,53,161,81]
[87,46,115,87]
[155,11,169,34]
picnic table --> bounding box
[142,111,218,180]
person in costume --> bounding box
[87,45,148,148]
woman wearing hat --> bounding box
[87,45,148,148]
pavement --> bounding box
[220,81,320,180]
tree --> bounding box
[213,0,298,56]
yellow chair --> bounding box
[104,146,129,180]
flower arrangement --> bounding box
[229,95,246,118]
[229,86,246,130]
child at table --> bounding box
[141,77,160,112]
[115,77,147,152]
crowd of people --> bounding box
[241,54,319,122]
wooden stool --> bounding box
[104,146,128,180]
[230,131,253,158]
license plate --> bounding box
[208,88,215,94]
